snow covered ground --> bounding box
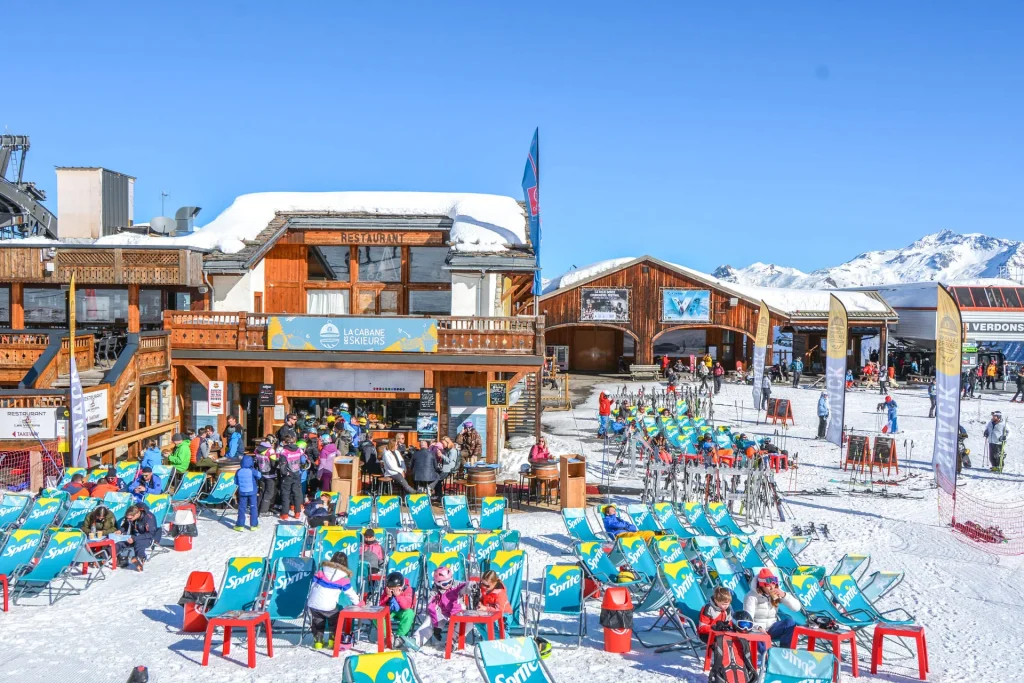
[2,379,1023,682]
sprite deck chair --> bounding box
[60,497,99,529]
[562,508,609,544]
[442,495,475,532]
[641,415,661,438]
[706,502,752,536]
[680,503,728,539]
[661,560,709,627]
[143,494,172,556]
[479,497,507,531]
[612,534,660,583]
[269,522,307,562]
[576,541,646,590]
[171,471,206,503]
[197,471,238,519]
[345,495,374,528]
[374,496,404,530]
[204,557,268,617]
[474,532,504,572]
[632,567,703,655]
[102,492,132,525]
[725,536,764,574]
[57,467,86,488]
[0,494,32,531]
[439,532,474,561]
[489,550,528,632]
[116,461,140,486]
[653,502,696,539]
[9,529,86,605]
[406,494,443,531]
[311,527,362,570]
[860,570,905,603]
[824,574,914,626]
[152,465,174,493]
[531,564,586,647]
[20,497,64,531]
[708,558,747,612]
[757,535,825,580]
[265,556,315,641]
[501,529,521,550]
[394,530,427,553]
[0,529,43,611]
[763,647,836,683]
[653,535,686,564]
[386,551,424,595]
[789,573,876,631]
[624,503,662,535]
[476,636,556,683]
[420,551,465,613]
[829,553,870,583]
[86,468,108,484]
[342,650,425,683]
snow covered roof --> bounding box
[541,255,896,318]
[844,278,1022,309]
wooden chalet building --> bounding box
[540,256,897,374]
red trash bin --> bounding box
[601,586,633,653]
[181,571,215,632]
[172,504,197,552]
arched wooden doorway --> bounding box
[546,323,641,373]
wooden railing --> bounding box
[57,335,95,376]
[0,393,67,409]
[137,332,172,381]
[0,333,52,384]
[165,311,544,355]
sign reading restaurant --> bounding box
[302,231,445,246]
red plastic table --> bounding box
[202,611,274,669]
[82,538,117,574]
[872,624,928,680]
[334,605,392,657]
[791,625,858,679]
[445,609,506,659]
[703,631,772,672]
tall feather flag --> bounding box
[68,274,88,468]
[751,302,770,410]
[825,295,848,446]
[932,285,962,495]
[522,128,542,295]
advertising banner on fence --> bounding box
[267,316,439,352]
[933,286,963,495]
[751,301,770,410]
[661,289,711,322]
[580,288,629,322]
[825,295,848,447]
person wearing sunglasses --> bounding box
[742,568,800,647]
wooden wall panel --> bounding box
[265,244,307,313]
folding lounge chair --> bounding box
[824,574,915,626]
[788,573,877,633]
[706,502,753,536]
[0,495,32,531]
[0,529,44,611]
[311,527,363,569]
[268,522,307,562]
[19,497,64,531]
[374,496,404,531]
[576,541,647,591]
[200,557,272,667]
[707,558,748,612]
[632,568,704,655]
[442,495,476,532]
[679,503,729,539]
[406,494,443,531]
[489,550,528,633]
[474,533,504,571]
[103,492,133,525]
[264,556,315,643]
[531,564,586,647]
[9,530,87,605]
[830,553,870,582]
[652,535,686,564]
[757,535,825,580]
[612,534,660,583]
[197,471,238,519]
[859,570,905,603]
[394,531,427,553]
[60,497,99,529]
[152,465,174,493]
[420,551,466,614]
[652,502,696,539]
[438,533,474,562]
[345,495,374,529]
[624,503,663,535]
[763,647,836,683]
[171,471,206,503]
[561,508,609,545]
[57,468,86,488]
[475,637,556,683]
[342,650,425,683]
[478,497,508,531]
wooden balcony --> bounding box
[0,246,205,286]
[164,311,544,355]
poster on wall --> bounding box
[580,288,629,322]
[208,381,225,416]
[416,413,438,440]
[661,289,711,322]
[0,408,57,440]
[772,326,793,365]
[83,388,109,425]
[487,381,509,408]
[448,388,488,461]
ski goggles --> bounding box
[758,576,780,587]
[734,619,754,631]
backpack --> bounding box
[279,448,303,476]
[254,451,274,476]
[708,630,759,683]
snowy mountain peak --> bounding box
[715,231,1024,289]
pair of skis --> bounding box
[791,522,835,542]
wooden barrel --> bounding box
[466,466,497,501]
[214,458,242,479]
[531,462,559,480]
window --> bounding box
[969,288,991,307]
[409,290,452,315]
[173,292,192,310]
[24,287,66,325]
[409,247,449,283]
[76,288,129,324]
[140,289,163,324]
[379,290,399,314]
[722,330,735,343]
[952,287,974,307]
[358,247,401,282]
[1002,288,1022,308]
[307,246,351,281]
[984,288,1005,307]
[307,290,349,315]
[0,287,9,324]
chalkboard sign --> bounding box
[487,381,509,408]
[258,383,275,408]
[766,398,777,415]
[846,435,869,464]
[873,437,895,464]
[768,398,794,425]
[419,388,437,413]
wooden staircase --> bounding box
[506,372,539,438]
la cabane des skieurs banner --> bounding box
[751,301,770,409]
[825,294,848,447]
[933,285,963,494]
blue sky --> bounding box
[6,2,1023,279]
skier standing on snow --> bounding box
[790,357,803,388]
[884,396,898,433]
[713,362,725,394]
[1013,370,1024,403]
[816,391,829,440]
[928,379,937,418]
[984,411,1008,472]
[761,374,772,410]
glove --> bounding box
[388,597,400,613]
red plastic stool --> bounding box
[769,454,789,472]
[201,611,274,668]
[704,632,772,672]
[791,625,858,679]
[334,605,392,657]
[445,609,505,659]
[181,571,216,632]
[872,624,928,680]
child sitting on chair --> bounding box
[602,504,655,543]
[306,552,361,649]
[380,571,417,647]
[477,569,513,636]
[427,566,469,644]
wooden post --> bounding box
[29,449,45,491]
[127,284,140,333]
[237,312,248,350]
[11,282,24,329]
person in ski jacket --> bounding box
[816,392,829,440]
[698,586,734,643]
[116,504,161,568]
[986,361,998,390]
[760,374,772,410]
[411,443,439,492]
[361,528,386,573]
[703,354,713,370]
[455,422,482,463]
[359,438,380,475]
[223,426,242,459]
[984,411,1008,470]
[62,473,91,501]
[884,396,898,433]
[277,440,306,519]
[743,569,800,644]
[928,380,937,418]
[439,436,460,477]
[845,369,854,389]
[234,455,261,530]
[1013,371,1024,403]
[90,468,124,499]
[304,492,337,527]
[306,553,361,647]
[380,573,416,638]
[790,358,803,388]
[713,363,725,393]
[478,570,513,632]
[139,440,163,471]
[317,437,339,495]
[602,504,637,538]
[168,433,192,474]
[82,505,117,537]
[382,438,416,494]
[598,392,613,437]
[427,566,468,634]
[529,437,552,462]
[125,467,162,503]
[255,441,278,515]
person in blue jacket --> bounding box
[816,392,830,440]
[234,454,262,531]
[139,439,163,471]
[928,380,937,418]
[602,504,654,542]
[224,425,242,459]
[125,467,162,503]
[884,396,899,433]
[791,358,804,388]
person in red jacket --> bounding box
[478,570,513,634]
[697,586,733,643]
[380,571,416,643]
[598,392,612,437]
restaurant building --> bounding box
[540,256,897,374]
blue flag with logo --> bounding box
[522,128,542,295]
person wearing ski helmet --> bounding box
[379,570,416,643]
[427,566,469,643]
[883,395,899,433]
[743,569,800,646]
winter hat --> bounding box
[106,467,118,479]
[141,466,153,473]
[885,396,892,403]
[433,566,454,587]
[756,568,779,587]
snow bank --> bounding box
[542,257,637,294]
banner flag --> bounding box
[522,128,542,296]
[825,295,849,446]
[68,274,88,468]
[751,301,770,410]
[933,285,963,495]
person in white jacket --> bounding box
[381,438,416,494]
[306,552,361,648]
[743,569,801,646]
